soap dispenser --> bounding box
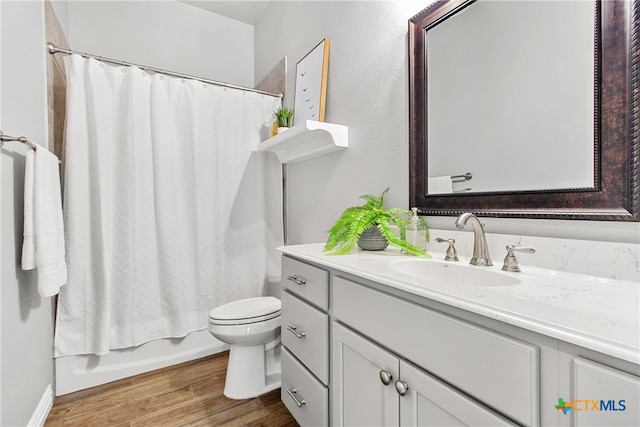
[407,207,427,251]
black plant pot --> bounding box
[357,227,389,251]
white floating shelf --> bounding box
[256,120,348,164]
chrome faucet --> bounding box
[455,213,493,266]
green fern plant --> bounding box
[324,188,430,257]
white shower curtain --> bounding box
[55,54,283,357]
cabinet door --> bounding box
[399,361,516,427]
[332,322,399,426]
[569,357,640,427]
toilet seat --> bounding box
[209,296,281,326]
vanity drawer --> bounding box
[333,276,539,427]
[281,289,329,384]
[282,256,329,309]
[281,347,329,427]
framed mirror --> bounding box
[409,0,639,221]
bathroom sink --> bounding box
[390,259,521,287]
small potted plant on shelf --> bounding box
[324,187,431,257]
[274,107,294,134]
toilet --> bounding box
[208,296,282,399]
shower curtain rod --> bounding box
[47,43,283,99]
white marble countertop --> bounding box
[279,243,640,365]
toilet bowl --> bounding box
[208,296,282,399]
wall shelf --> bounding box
[256,120,348,164]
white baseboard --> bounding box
[27,384,53,427]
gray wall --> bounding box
[254,0,640,248]
[255,0,428,244]
[1,1,55,425]
[65,0,255,87]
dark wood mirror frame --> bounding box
[409,0,639,221]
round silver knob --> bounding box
[379,370,393,386]
[395,380,409,396]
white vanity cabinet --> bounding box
[280,256,330,426]
[332,321,516,426]
[332,276,535,426]
[558,344,640,427]
[278,246,640,427]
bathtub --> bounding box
[54,330,228,395]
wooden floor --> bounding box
[45,351,299,427]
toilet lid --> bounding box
[209,296,281,322]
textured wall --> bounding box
[66,1,255,87]
[255,0,427,244]
[1,1,55,425]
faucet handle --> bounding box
[502,245,535,272]
[435,238,459,261]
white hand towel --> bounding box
[21,147,67,297]
[428,176,453,194]
[21,150,36,269]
